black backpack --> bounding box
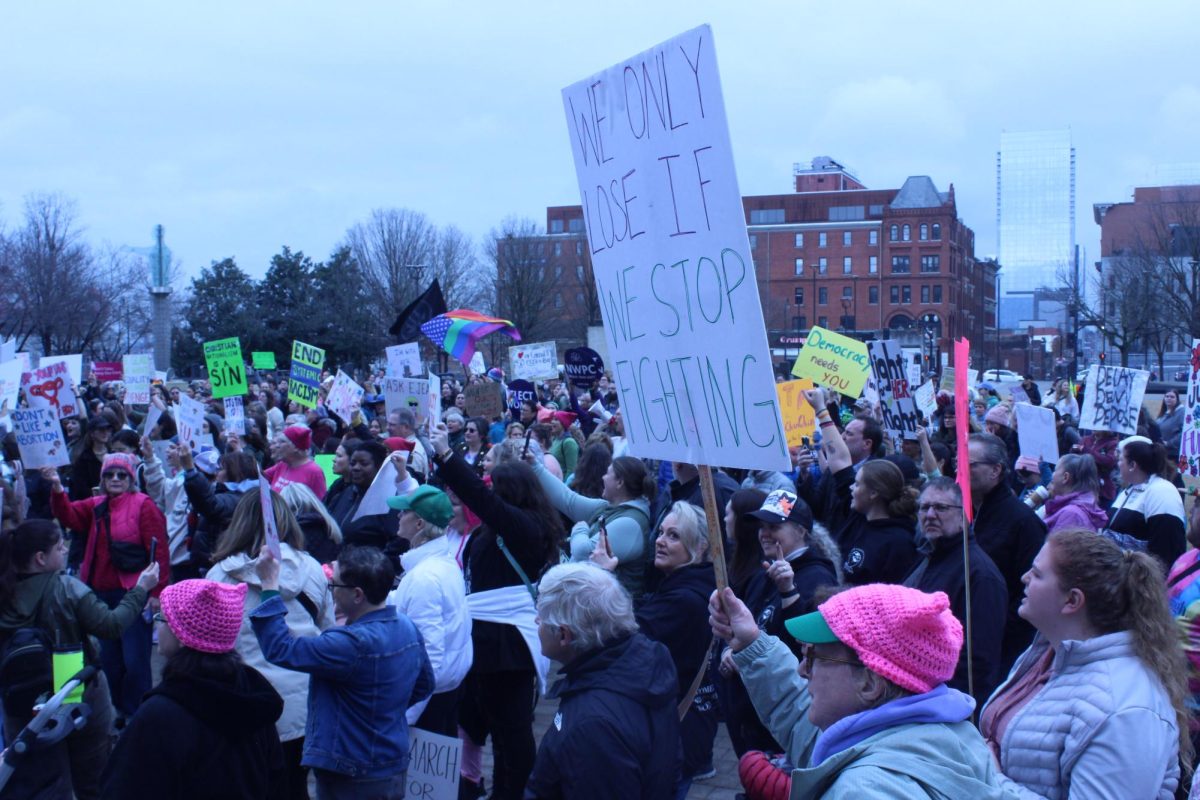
[0,591,54,722]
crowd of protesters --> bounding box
[0,361,1198,799]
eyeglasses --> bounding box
[918,502,962,515]
[102,471,131,480]
[802,646,863,674]
[327,582,358,591]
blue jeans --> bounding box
[95,590,152,718]
[314,769,405,800]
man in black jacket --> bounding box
[652,462,738,539]
[967,433,1046,674]
[904,478,1007,706]
[527,563,680,800]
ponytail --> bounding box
[1049,529,1193,777]
[0,520,64,609]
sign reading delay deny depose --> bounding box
[562,25,787,471]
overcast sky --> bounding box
[2,1,1197,285]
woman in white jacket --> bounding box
[206,489,334,800]
[386,484,472,736]
[980,528,1191,799]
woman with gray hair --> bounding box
[1042,453,1108,534]
[591,500,717,795]
[527,564,678,799]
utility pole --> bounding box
[150,225,173,374]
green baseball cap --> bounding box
[387,485,453,528]
[784,609,840,644]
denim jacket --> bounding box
[250,595,434,778]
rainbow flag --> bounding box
[421,309,522,366]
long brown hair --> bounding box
[1048,528,1193,775]
[858,460,918,519]
[212,490,304,562]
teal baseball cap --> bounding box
[387,485,453,528]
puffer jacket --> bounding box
[50,490,170,595]
[1042,489,1107,534]
[732,634,820,769]
[206,544,334,742]
[981,631,1180,800]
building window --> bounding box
[794,258,804,276]
[902,286,912,304]
[819,232,827,248]
[818,287,828,305]
[749,209,785,224]
[843,231,852,246]
[576,265,584,280]
[890,286,899,304]
[575,241,583,256]
[555,265,563,278]
[891,255,911,273]
[818,316,828,328]
[818,258,828,274]
[921,285,930,303]
[869,256,878,274]
[550,219,564,233]
[889,224,899,242]
[842,286,853,300]
[794,233,804,248]
[568,218,585,233]
[931,223,942,240]
[933,285,943,303]
[749,234,757,249]
[554,294,564,308]
[554,242,562,257]
[576,292,584,305]
[902,224,911,242]
[793,287,805,306]
[869,230,878,245]
[869,286,879,304]
[796,315,807,329]
[921,255,940,273]
[843,257,852,274]
[919,224,928,241]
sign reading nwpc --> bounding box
[562,25,787,471]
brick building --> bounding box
[527,157,995,370]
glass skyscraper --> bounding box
[996,129,1076,327]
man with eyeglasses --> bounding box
[709,583,1005,798]
[967,432,1046,675]
[903,477,1007,705]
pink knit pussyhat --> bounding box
[788,584,963,693]
[160,580,248,654]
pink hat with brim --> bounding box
[160,580,248,654]
[786,584,962,694]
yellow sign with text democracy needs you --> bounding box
[790,326,870,398]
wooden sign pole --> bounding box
[697,464,728,592]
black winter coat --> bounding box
[295,510,339,565]
[183,471,249,571]
[829,467,918,586]
[904,533,1008,706]
[100,663,286,800]
[770,548,839,636]
[526,634,679,800]
[973,482,1047,674]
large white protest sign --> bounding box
[175,395,207,451]
[0,360,22,412]
[352,460,398,521]
[23,360,80,419]
[383,377,430,420]
[123,353,153,405]
[12,407,69,468]
[868,340,919,440]
[913,380,937,420]
[39,355,83,388]
[406,728,461,800]
[326,370,365,424]
[386,343,423,378]
[562,26,787,470]
[0,340,13,364]
[1181,339,1200,478]
[1014,403,1059,464]
[427,373,440,430]
[1079,364,1149,435]
[508,341,557,382]
[223,396,246,435]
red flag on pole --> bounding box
[954,338,973,522]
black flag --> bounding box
[389,279,448,342]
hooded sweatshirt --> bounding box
[1042,489,1108,534]
[100,663,286,800]
[526,633,679,800]
[205,543,334,742]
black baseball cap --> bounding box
[747,490,814,530]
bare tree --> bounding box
[432,225,488,311]
[1057,256,1155,368]
[486,216,569,346]
[1124,191,1200,348]
[344,208,438,334]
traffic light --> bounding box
[1099,352,1106,364]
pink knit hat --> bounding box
[786,584,962,693]
[984,404,1011,427]
[160,580,248,654]
[101,452,138,477]
[283,425,312,451]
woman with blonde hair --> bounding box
[278,482,342,564]
[981,528,1191,797]
[206,490,334,800]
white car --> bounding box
[980,369,1022,383]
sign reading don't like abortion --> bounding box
[562,25,787,471]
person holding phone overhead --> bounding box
[44,450,170,725]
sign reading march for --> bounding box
[289,341,324,410]
[562,26,787,471]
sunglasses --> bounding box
[103,471,131,480]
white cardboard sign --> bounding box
[23,359,80,419]
[12,407,70,468]
[0,360,23,412]
[122,353,153,405]
[386,343,423,378]
[223,396,246,435]
[383,377,430,421]
[406,728,462,800]
[868,340,919,440]
[1079,364,1149,435]
[326,370,365,424]
[1014,402,1059,464]
[352,460,398,521]
[561,25,788,470]
[913,381,937,420]
[1180,339,1200,478]
[39,354,83,388]
[508,341,557,382]
[175,395,207,451]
